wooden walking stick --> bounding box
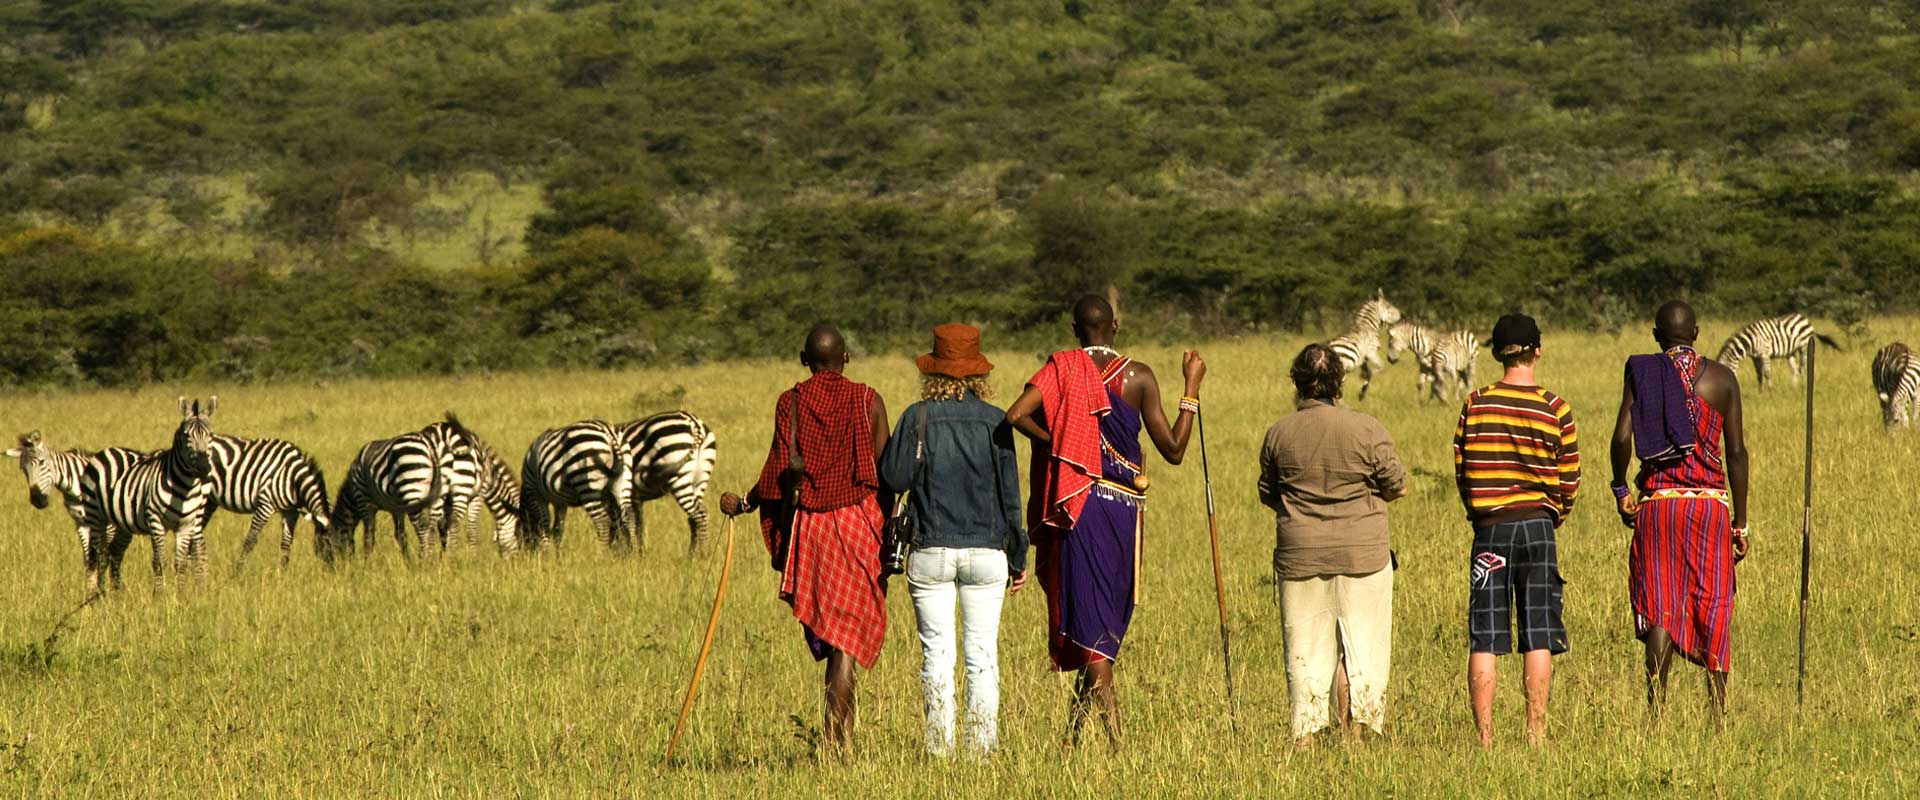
[664,512,737,764]
[1797,337,1815,707]
[1196,408,1238,728]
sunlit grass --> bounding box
[0,321,1915,795]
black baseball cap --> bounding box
[1489,313,1541,357]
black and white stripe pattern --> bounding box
[1324,289,1402,401]
[443,414,521,553]
[1716,313,1840,391]
[1873,342,1920,429]
[202,434,333,572]
[417,415,479,554]
[1428,329,1479,403]
[78,397,219,592]
[519,420,633,553]
[7,431,98,559]
[618,411,718,554]
[326,431,446,562]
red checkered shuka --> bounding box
[753,371,880,553]
[780,497,888,669]
[1026,350,1111,531]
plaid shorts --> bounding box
[1467,517,1569,655]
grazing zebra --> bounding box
[418,414,480,553]
[1716,313,1841,391]
[326,431,447,562]
[519,420,634,553]
[618,411,718,554]
[443,413,521,553]
[78,398,219,592]
[202,434,333,573]
[7,431,97,558]
[1324,289,1403,401]
[1873,343,1920,429]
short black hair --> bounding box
[1291,343,1344,402]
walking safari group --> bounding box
[711,294,1755,757]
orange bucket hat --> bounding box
[915,323,994,378]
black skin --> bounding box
[1002,294,1207,750]
[718,323,888,757]
[1609,300,1749,728]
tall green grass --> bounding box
[1,321,1915,795]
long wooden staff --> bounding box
[1796,337,1815,707]
[664,513,737,764]
[1196,408,1238,728]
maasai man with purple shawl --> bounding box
[1006,294,1207,749]
[1609,301,1751,729]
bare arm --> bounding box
[1714,366,1749,531]
[1130,352,1205,465]
[1004,384,1049,444]
[1610,379,1638,526]
[871,392,894,510]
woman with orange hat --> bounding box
[879,323,1026,758]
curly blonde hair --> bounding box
[922,374,994,402]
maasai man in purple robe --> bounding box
[1005,293,1207,749]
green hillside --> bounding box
[5,0,1920,385]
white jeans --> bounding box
[906,546,1008,756]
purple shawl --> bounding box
[1626,353,1695,462]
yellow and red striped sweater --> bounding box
[1452,382,1581,525]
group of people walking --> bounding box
[717,295,1749,757]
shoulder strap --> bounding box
[912,402,929,483]
[787,386,803,472]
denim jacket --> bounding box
[878,392,1027,574]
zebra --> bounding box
[1873,343,1920,429]
[7,431,97,559]
[418,414,480,553]
[1428,329,1479,404]
[77,398,219,592]
[325,430,447,563]
[443,413,521,554]
[1324,289,1403,401]
[618,411,718,554]
[201,434,333,574]
[519,420,634,553]
[1716,313,1841,391]
[1387,321,1478,404]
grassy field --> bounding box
[1,320,1916,796]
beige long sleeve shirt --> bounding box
[1258,400,1407,579]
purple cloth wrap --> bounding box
[1626,353,1696,463]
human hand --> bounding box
[1616,493,1638,528]
[1182,350,1206,392]
[1732,526,1749,563]
[1008,570,1028,595]
[720,492,747,517]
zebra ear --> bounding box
[1375,287,1385,300]
[180,397,190,418]
[206,395,218,417]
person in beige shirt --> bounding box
[1258,343,1407,745]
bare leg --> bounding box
[1643,627,1677,718]
[1086,660,1121,748]
[1065,669,1094,750]
[1706,670,1729,731]
[1468,651,1497,749]
[1333,641,1353,737]
[1522,649,1553,746]
[823,649,858,757]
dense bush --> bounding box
[3,0,1920,385]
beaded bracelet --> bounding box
[1611,484,1631,500]
[1178,396,1200,414]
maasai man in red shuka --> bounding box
[1608,300,1751,728]
[721,324,892,755]
[1005,293,1207,749]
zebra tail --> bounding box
[1814,332,1844,351]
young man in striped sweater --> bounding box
[1453,313,1581,748]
